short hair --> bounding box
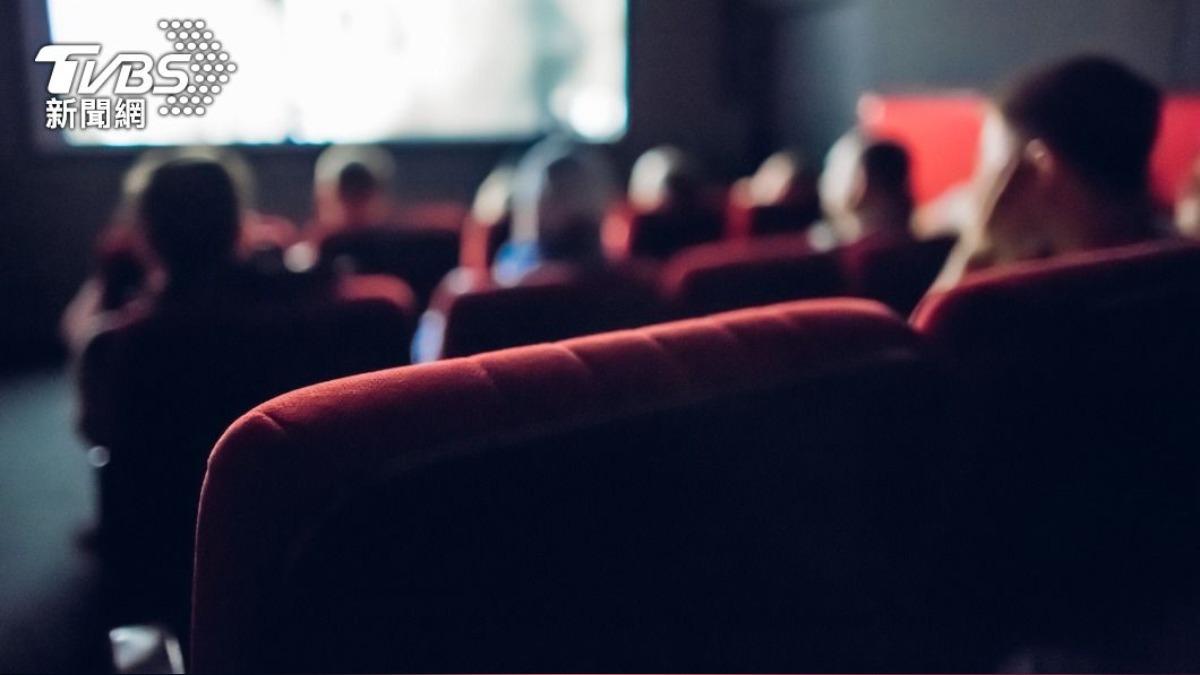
[337,162,379,205]
[997,55,1162,195]
[860,140,911,197]
[314,144,395,202]
[141,158,240,275]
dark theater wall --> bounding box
[773,0,1200,160]
[0,0,756,367]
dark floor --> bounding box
[0,368,109,674]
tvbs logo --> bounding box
[36,19,237,131]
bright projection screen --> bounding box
[34,0,628,146]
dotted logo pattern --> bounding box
[155,19,237,117]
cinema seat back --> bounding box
[625,209,724,260]
[840,234,956,314]
[428,264,663,359]
[913,240,1200,646]
[319,227,459,304]
[192,299,978,673]
[728,203,822,238]
[458,214,511,270]
[662,235,844,317]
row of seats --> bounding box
[84,229,945,619]
[191,238,1200,672]
[333,204,933,321]
[460,199,822,272]
[663,231,954,317]
[81,223,949,625]
[425,230,954,359]
[423,231,951,359]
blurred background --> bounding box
[3,0,1198,370]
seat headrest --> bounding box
[427,263,661,358]
[661,235,845,316]
[913,239,1200,350]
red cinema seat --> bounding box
[393,200,470,233]
[913,240,1200,654]
[191,299,975,673]
[420,264,663,360]
[727,202,822,239]
[661,234,845,317]
[606,207,725,261]
[839,234,956,315]
[318,226,460,305]
[77,275,416,626]
[458,214,511,270]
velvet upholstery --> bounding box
[660,234,845,317]
[458,214,511,270]
[423,263,663,359]
[913,239,1200,655]
[192,298,967,673]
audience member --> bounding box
[840,139,917,244]
[735,150,822,237]
[414,140,648,362]
[311,144,399,233]
[933,56,1164,289]
[492,139,615,284]
[609,145,722,259]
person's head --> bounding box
[854,140,915,233]
[973,55,1162,254]
[141,158,241,281]
[512,139,614,264]
[1176,157,1200,238]
[184,146,257,210]
[750,150,818,208]
[628,145,703,213]
[314,145,396,227]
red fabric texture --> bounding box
[458,214,511,270]
[190,297,917,673]
[660,234,845,317]
[427,262,663,358]
[913,238,1200,340]
[910,238,1200,643]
